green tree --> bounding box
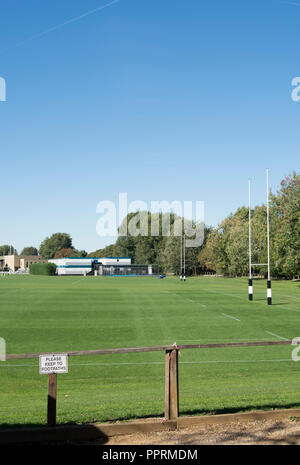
[0,245,17,255]
[54,248,88,258]
[270,172,300,277]
[20,247,38,256]
[134,236,157,264]
[39,233,73,259]
[114,235,136,261]
[88,244,116,258]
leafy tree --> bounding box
[54,248,76,258]
[0,245,17,255]
[54,248,87,258]
[39,233,73,259]
[20,247,38,256]
[198,172,300,278]
[88,244,116,258]
[77,250,88,257]
[83,172,300,279]
[270,172,300,277]
[114,235,136,261]
[134,236,157,264]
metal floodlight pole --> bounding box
[248,180,253,301]
[266,168,272,305]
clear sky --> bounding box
[0,0,299,253]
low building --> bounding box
[49,257,132,275]
[47,257,158,276]
[0,254,46,272]
[49,257,101,275]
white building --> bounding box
[49,257,131,276]
[99,257,131,266]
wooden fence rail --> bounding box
[6,339,292,360]
[4,340,293,426]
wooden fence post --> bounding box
[165,348,179,420]
[47,373,57,427]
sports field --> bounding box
[0,275,300,427]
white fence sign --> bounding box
[39,354,68,374]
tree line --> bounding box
[88,172,300,278]
[89,211,210,275]
[2,172,298,278]
[198,172,300,278]
[0,235,87,261]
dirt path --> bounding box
[103,418,300,445]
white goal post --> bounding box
[248,169,272,306]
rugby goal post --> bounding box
[248,169,272,305]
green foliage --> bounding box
[0,245,17,255]
[39,233,73,259]
[199,172,300,278]
[29,262,57,275]
[88,244,116,258]
[89,212,206,275]
[20,247,38,256]
[270,172,300,277]
[88,172,300,278]
[54,248,87,258]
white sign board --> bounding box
[39,354,68,374]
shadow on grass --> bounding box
[0,422,109,445]
[0,412,164,432]
[252,298,289,305]
[2,403,300,444]
[271,303,290,306]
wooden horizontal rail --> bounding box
[2,339,295,427]
[6,345,176,360]
[5,340,293,360]
[177,340,293,349]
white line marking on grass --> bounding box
[265,331,289,341]
[0,359,293,368]
[178,340,204,342]
[274,306,300,314]
[180,359,292,365]
[186,299,207,307]
[202,287,300,313]
[164,291,207,307]
[0,364,38,367]
[1,288,24,296]
[177,337,286,343]
[71,277,87,285]
[221,313,241,322]
[278,294,300,302]
[197,287,247,302]
[222,293,245,301]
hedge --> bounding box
[29,262,57,276]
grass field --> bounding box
[0,274,300,427]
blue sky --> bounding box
[0,0,299,253]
